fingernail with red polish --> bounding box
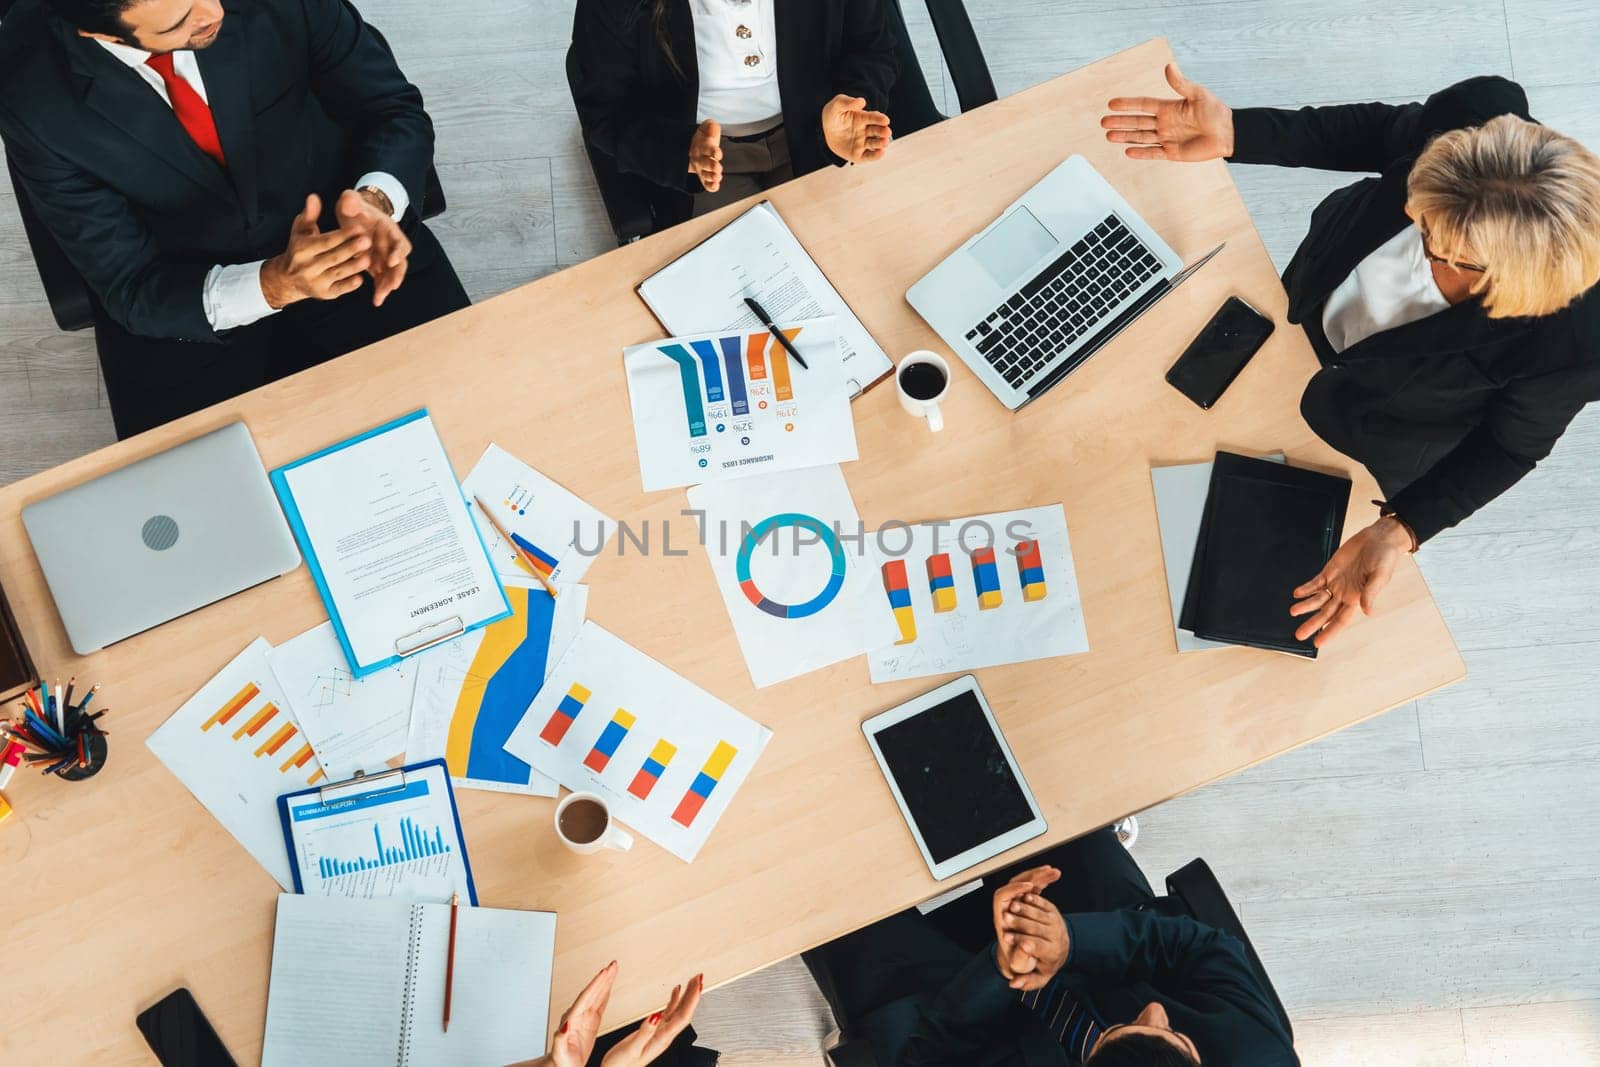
[558,1022,568,1035]
[648,1013,662,1025]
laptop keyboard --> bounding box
[964,214,1163,390]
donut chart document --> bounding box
[687,465,900,688]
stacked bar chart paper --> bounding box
[147,638,326,889]
[407,579,587,796]
[503,623,771,861]
[462,444,614,583]
[866,505,1090,682]
[623,317,858,491]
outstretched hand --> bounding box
[688,120,724,192]
[1290,517,1412,647]
[822,94,892,164]
[600,973,703,1067]
[1101,62,1234,161]
[546,961,618,1067]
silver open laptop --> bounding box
[22,422,301,654]
[908,155,1222,411]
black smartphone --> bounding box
[1165,296,1275,409]
[136,988,238,1067]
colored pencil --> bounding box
[471,496,559,599]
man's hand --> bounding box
[259,194,371,309]
[992,865,1060,984]
[1000,891,1071,992]
[336,188,411,307]
[1100,62,1234,162]
[822,95,892,164]
[688,120,724,192]
[600,973,703,1067]
[547,961,618,1067]
[1290,517,1412,647]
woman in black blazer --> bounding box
[1101,68,1600,646]
[569,0,897,219]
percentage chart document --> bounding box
[688,465,899,688]
[623,317,858,491]
[407,578,588,796]
[462,444,614,584]
[279,761,474,903]
[503,623,771,861]
[865,505,1090,682]
[270,621,418,780]
[147,638,326,889]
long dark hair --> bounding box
[646,0,684,78]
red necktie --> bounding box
[144,52,227,167]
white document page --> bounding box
[637,201,893,395]
[461,444,615,584]
[270,621,418,780]
[281,414,508,671]
[261,895,409,1067]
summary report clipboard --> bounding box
[271,410,511,677]
[277,759,477,904]
[636,200,895,397]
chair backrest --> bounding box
[879,0,998,137]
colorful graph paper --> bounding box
[583,709,636,773]
[315,816,451,878]
[628,739,678,800]
[926,553,957,612]
[202,682,258,730]
[970,547,1003,609]
[1016,539,1048,602]
[672,741,738,827]
[881,559,917,644]
[540,682,590,746]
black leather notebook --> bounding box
[1179,452,1352,659]
[0,579,38,704]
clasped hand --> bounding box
[992,865,1072,991]
[522,960,703,1067]
[261,190,411,310]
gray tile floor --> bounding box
[3,2,1598,1062]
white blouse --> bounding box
[1321,226,1452,353]
[689,0,782,136]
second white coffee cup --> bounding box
[554,791,634,854]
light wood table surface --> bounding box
[0,39,1463,1064]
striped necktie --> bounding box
[1021,977,1103,1064]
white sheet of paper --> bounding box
[407,578,587,796]
[279,414,508,671]
[1152,455,1285,653]
[461,444,614,584]
[865,505,1090,682]
[687,464,899,688]
[147,638,325,889]
[269,621,417,780]
[281,762,471,903]
[503,622,772,862]
[636,201,894,395]
[623,317,858,491]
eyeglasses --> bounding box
[1418,223,1487,273]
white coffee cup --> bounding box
[896,350,951,432]
[554,791,634,854]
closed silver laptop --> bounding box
[908,155,1221,410]
[22,422,301,654]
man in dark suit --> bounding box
[0,0,469,437]
[813,828,1298,1065]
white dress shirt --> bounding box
[1321,225,1451,354]
[689,0,782,136]
[95,39,408,332]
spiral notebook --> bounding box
[261,894,556,1067]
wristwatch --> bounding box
[358,184,395,218]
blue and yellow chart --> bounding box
[623,317,859,491]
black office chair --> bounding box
[802,856,1293,1066]
[0,0,446,333]
[576,0,997,246]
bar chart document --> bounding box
[636,200,894,395]
[461,444,614,583]
[688,465,900,687]
[623,317,858,491]
[279,761,474,903]
[503,623,772,861]
[407,578,587,796]
[147,637,325,889]
[865,505,1090,682]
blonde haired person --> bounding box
[1102,72,1600,646]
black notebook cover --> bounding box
[1179,452,1352,659]
[0,579,38,704]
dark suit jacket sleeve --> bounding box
[1388,360,1599,542]
[899,945,1044,1067]
[568,1,699,192]
[1227,75,1530,172]
[300,0,434,215]
[3,124,215,341]
[808,0,898,168]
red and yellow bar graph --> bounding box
[255,721,298,758]
[1016,540,1048,602]
[970,547,1003,610]
[881,559,917,644]
[583,708,636,773]
[672,741,738,827]
[233,702,280,740]
[540,683,590,746]
[628,739,677,800]
[926,553,957,612]
[203,682,259,731]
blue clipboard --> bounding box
[276,759,479,905]
[270,408,512,678]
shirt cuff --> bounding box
[354,170,409,220]
[202,260,280,332]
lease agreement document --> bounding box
[636,201,894,396]
[273,411,510,676]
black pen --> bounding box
[743,296,809,370]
